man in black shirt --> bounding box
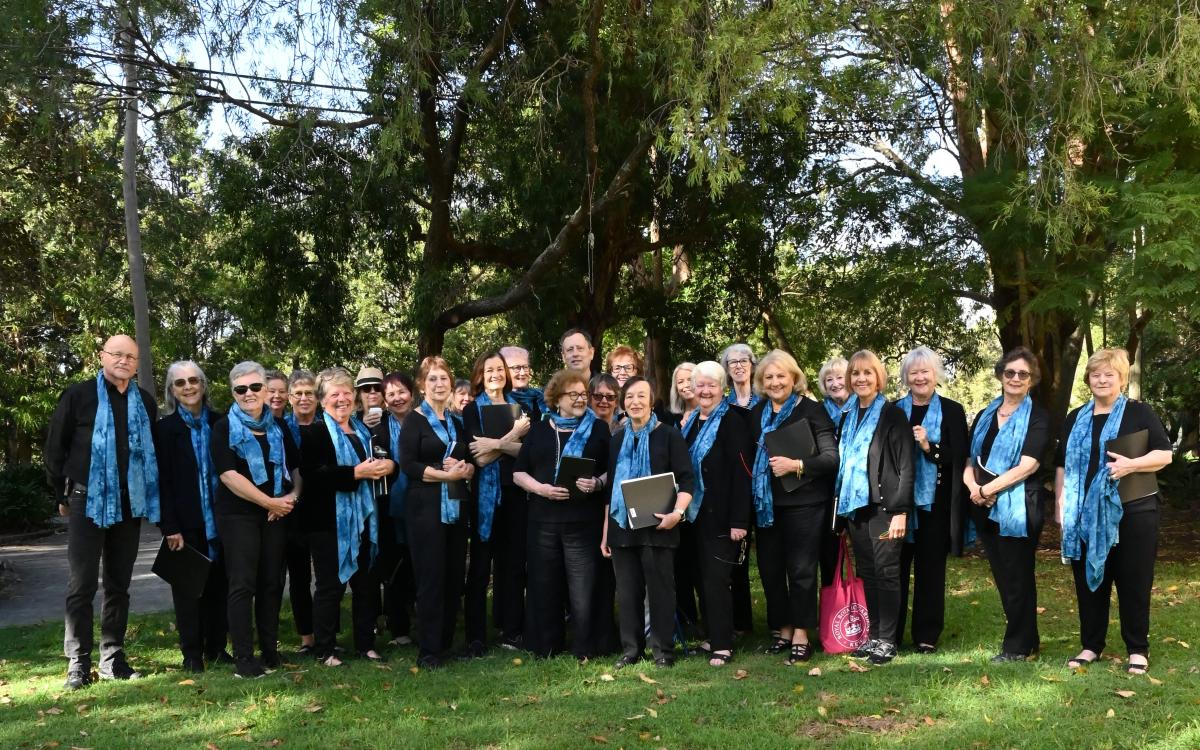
[44,335,160,690]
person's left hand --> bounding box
[730,527,747,542]
[166,533,184,551]
[885,514,907,540]
[576,477,600,494]
[655,510,682,530]
[1106,451,1137,480]
[768,456,798,478]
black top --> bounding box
[970,401,1050,491]
[605,423,696,549]
[747,397,839,508]
[683,410,753,533]
[839,400,915,514]
[515,418,611,523]
[906,396,971,554]
[210,415,300,518]
[44,377,160,516]
[154,408,221,536]
[399,409,471,504]
[462,400,518,486]
[1055,399,1171,514]
[298,422,369,533]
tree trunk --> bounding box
[121,0,154,395]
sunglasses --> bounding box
[359,384,383,393]
[590,393,617,403]
[232,382,265,395]
[1001,369,1032,382]
[172,376,201,388]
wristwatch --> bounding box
[795,459,805,479]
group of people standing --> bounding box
[44,331,1171,688]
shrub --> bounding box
[0,464,53,531]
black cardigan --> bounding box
[154,408,220,536]
[683,410,753,534]
[906,396,970,554]
[298,422,369,534]
[605,423,696,549]
[748,397,839,508]
[839,400,915,514]
[514,418,611,524]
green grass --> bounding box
[1,553,1199,749]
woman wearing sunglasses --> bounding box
[514,369,610,659]
[355,367,386,428]
[210,361,302,678]
[589,373,621,432]
[963,346,1050,663]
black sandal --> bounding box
[1066,651,1099,669]
[708,651,733,667]
[765,636,791,655]
[787,642,813,664]
[1126,656,1149,675]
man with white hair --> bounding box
[500,345,546,417]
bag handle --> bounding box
[837,532,857,581]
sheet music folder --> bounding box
[481,404,523,439]
[1106,429,1159,503]
[555,456,597,500]
[621,472,677,530]
[151,537,211,599]
[763,418,817,493]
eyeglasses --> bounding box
[103,350,138,362]
[359,384,383,393]
[1002,369,1032,382]
[172,376,201,389]
[590,392,617,403]
[611,364,636,374]
[564,391,588,402]
[290,390,315,399]
[232,382,265,395]
[509,365,531,374]
[727,357,751,367]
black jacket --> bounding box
[605,423,696,549]
[154,408,220,536]
[842,400,915,514]
[298,421,369,534]
[748,397,839,508]
[683,410,753,534]
[906,396,970,555]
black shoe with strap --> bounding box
[64,666,91,691]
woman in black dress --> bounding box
[514,369,610,659]
[400,356,475,669]
[154,360,229,672]
[1056,348,1172,674]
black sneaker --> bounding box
[182,657,205,674]
[261,650,282,669]
[99,660,142,681]
[64,667,91,691]
[296,644,315,657]
[462,640,487,659]
[498,633,524,651]
[990,652,1029,663]
[234,658,266,679]
[654,656,675,668]
[207,650,236,665]
[416,654,441,670]
[868,642,897,665]
[613,654,643,670]
[851,639,880,659]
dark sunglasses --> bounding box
[172,376,201,389]
[1001,369,1032,382]
[359,383,384,393]
[590,393,617,403]
[232,382,265,395]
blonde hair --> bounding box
[1084,348,1131,388]
[752,349,808,396]
[899,346,946,389]
[816,357,847,397]
[847,350,888,393]
[316,367,355,401]
[669,362,696,413]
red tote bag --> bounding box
[819,533,870,654]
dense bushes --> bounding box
[0,464,52,531]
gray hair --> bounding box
[163,360,209,415]
[719,343,757,375]
[316,366,355,400]
[288,369,317,389]
[228,360,267,387]
[691,360,727,391]
[499,345,529,361]
[899,346,947,388]
[816,357,848,397]
[668,362,697,414]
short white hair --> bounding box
[691,360,727,390]
[816,357,847,397]
[669,362,697,414]
[899,346,947,388]
[163,360,209,414]
[229,360,266,386]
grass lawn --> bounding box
[1,552,1198,750]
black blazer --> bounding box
[683,410,753,534]
[907,396,970,555]
[154,409,220,536]
[605,423,696,549]
[298,422,368,534]
[847,400,915,514]
[748,397,839,508]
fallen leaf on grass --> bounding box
[1179,641,1190,649]
[646,707,658,718]
[304,703,323,713]
[817,706,828,717]
[1106,708,1116,718]
[0,696,10,704]
[262,741,282,748]
[512,658,523,666]
[637,673,658,684]
[206,743,219,750]
[178,679,195,686]
[808,667,822,676]
[589,736,608,744]
[847,661,870,673]
[625,713,646,721]
[1148,677,1163,686]
[1040,675,1063,683]
[923,716,935,726]
[1115,690,1136,698]
[1036,607,1046,614]
[792,684,805,694]
[409,667,419,675]
[732,669,749,680]
[980,675,990,686]
[599,673,615,682]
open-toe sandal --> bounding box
[1126,657,1149,675]
[787,642,813,665]
[1066,652,1098,669]
[708,651,733,667]
[765,636,791,655]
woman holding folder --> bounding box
[1055,349,1172,674]
[400,356,475,669]
[514,369,610,659]
[601,376,695,669]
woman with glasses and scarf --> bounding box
[374,371,418,646]
[720,343,759,410]
[602,376,695,669]
[154,360,230,672]
[514,369,610,659]
[749,350,839,665]
[283,369,319,656]
[589,374,621,432]
[1055,349,1172,675]
[210,361,302,679]
[400,356,475,669]
[963,346,1050,663]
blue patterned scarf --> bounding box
[227,402,285,496]
[511,386,546,418]
[86,372,159,528]
[682,400,730,522]
[823,396,849,425]
[898,393,942,515]
[969,395,1033,538]
[1061,396,1128,591]
[283,412,302,447]
[751,394,799,528]
[474,392,519,541]
[322,412,378,583]
[419,400,461,524]
[178,406,218,550]
[836,393,887,517]
[609,413,659,530]
[549,409,597,482]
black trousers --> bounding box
[491,487,527,639]
[464,531,493,644]
[592,551,620,655]
[377,539,415,641]
[897,497,951,647]
[970,486,1045,655]
[611,544,677,661]
[696,529,739,652]
[817,505,841,589]
[309,530,377,657]
[730,532,754,632]
[756,504,825,632]
[284,517,314,636]
[170,528,228,662]
[216,512,287,661]
[1072,506,1159,656]
[407,493,468,658]
[847,504,905,644]
[525,520,601,658]
[674,523,701,628]
[64,500,141,670]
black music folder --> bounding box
[481,404,523,439]
[972,456,999,487]
[556,456,597,500]
[151,537,211,599]
[621,472,677,530]
[763,418,817,493]
[1106,429,1159,503]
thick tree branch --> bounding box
[869,139,961,212]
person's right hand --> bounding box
[600,541,612,559]
[58,503,69,518]
[446,459,472,481]
[267,494,295,517]
[363,410,383,428]
[166,533,185,551]
[542,483,570,500]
